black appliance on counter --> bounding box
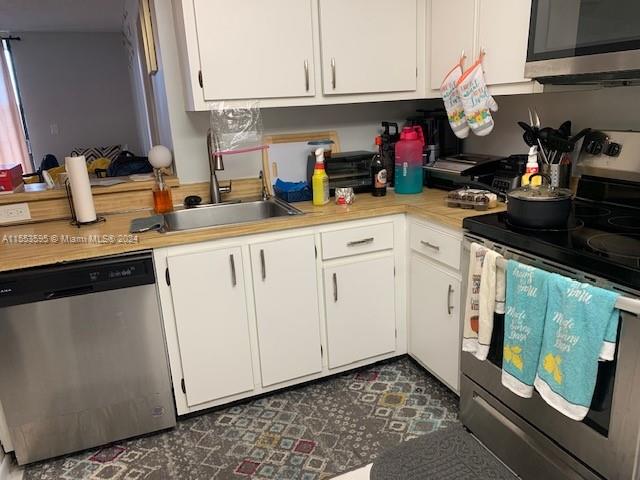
[424,153,527,194]
[460,130,640,480]
[306,150,375,193]
[407,108,462,165]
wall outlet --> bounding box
[0,203,31,224]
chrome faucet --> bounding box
[207,129,232,204]
[259,170,270,201]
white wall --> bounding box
[151,1,437,184]
[11,32,142,168]
[464,86,640,156]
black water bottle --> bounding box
[372,136,387,197]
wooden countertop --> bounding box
[0,189,505,273]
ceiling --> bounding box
[0,0,127,33]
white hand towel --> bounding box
[495,259,506,315]
[463,243,487,353]
[476,250,503,360]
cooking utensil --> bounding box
[518,121,537,147]
[558,120,572,139]
[507,173,573,228]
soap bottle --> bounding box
[153,169,174,214]
[312,148,330,206]
[521,146,541,186]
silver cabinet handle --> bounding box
[421,240,440,251]
[447,284,454,315]
[347,237,374,247]
[260,249,266,281]
[229,254,237,287]
[331,58,336,89]
[304,60,309,92]
[333,273,338,302]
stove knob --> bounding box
[585,140,603,155]
[605,142,622,157]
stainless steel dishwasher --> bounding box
[0,251,176,465]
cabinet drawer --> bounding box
[322,223,394,260]
[410,222,461,270]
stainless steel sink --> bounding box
[161,198,303,233]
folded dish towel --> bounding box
[495,258,506,315]
[462,243,487,354]
[130,214,164,233]
[502,260,550,398]
[475,250,504,360]
[534,275,620,421]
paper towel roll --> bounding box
[65,155,97,223]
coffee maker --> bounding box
[406,109,462,165]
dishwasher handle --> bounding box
[45,285,94,300]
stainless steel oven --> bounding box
[460,236,640,480]
[525,0,640,83]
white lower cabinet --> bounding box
[409,247,462,393]
[324,255,397,369]
[250,235,323,387]
[167,247,254,407]
[155,216,406,415]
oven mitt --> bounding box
[456,53,498,137]
[440,62,469,139]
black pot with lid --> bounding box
[507,173,573,228]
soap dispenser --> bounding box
[148,145,174,214]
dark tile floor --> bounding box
[24,357,459,479]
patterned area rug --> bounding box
[24,357,459,479]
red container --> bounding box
[394,126,425,194]
[0,164,24,193]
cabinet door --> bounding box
[324,256,396,368]
[429,0,476,90]
[193,0,315,100]
[250,236,322,387]
[409,253,461,392]
[318,0,417,95]
[168,247,254,407]
[477,0,532,86]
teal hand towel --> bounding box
[534,275,620,421]
[501,260,550,398]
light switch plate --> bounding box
[0,203,31,224]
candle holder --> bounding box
[65,179,105,228]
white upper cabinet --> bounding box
[193,0,316,101]
[318,0,418,95]
[477,0,532,86]
[250,235,323,387]
[167,247,255,407]
[427,0,539,96]
[173,0,426,109]
[429,0,476,91]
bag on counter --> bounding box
[105,151,153,177]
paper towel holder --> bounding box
[65,179,106,227]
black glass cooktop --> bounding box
[463,176,640,291]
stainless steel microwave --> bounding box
[524,0,640,84]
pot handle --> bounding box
[528,173,552,186]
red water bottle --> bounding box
[394,126,424,194]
